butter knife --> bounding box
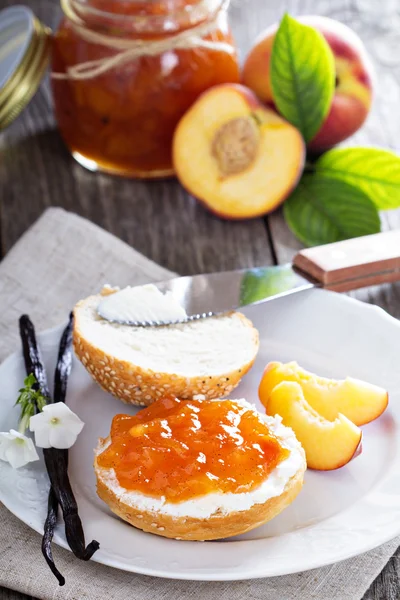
[98,230,400,326]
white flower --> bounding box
[30,403,84,449]
[0,430,39,469]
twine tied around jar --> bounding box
[52,0,235,80]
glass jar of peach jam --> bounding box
[51,0,240,178]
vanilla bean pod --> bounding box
[19,315,99,584]
[41,487,65,586]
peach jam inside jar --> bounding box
[51,0,240,178]
[97,397,289,503]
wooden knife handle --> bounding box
[293,230,400,292]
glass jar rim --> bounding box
[62,0,228,35]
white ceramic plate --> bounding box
[0,288,400,581]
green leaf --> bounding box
[284,175,381,246]
[312,147,400,210]
[270,14,335,142]
[36,395,47,412]
[24,373,37,388]
[15,374,48,432]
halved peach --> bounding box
[266,381,362,470]
[172,84,305,219]
[259,361,388,426]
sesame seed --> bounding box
[110,370,116,375]
[104,366,111,371]
[82,357,87,365]
[145,395,151,400]
[151,523,157,527]
[136,515,143,519]
[155,374,161,379]
[85,352,90,359]
[158,527,165,531]
[111,382,116,388]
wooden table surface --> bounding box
[1,0,400,597]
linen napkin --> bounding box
[0,207,397,600]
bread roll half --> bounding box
[73,289,259,406]
[94,400,306,541]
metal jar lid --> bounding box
[0,5,51,130]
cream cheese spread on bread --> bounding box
[98,284,187,324]
[95,400,304,519]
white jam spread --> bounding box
[96,401,305,519]
[98,284,187,324]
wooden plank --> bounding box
[0,592,30,600]
[0,128,273,274]
[0,592,33,600]
[364,547,400,600]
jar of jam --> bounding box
[51,0,240,178]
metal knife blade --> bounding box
[97,264,317,326]
[153,264,316,317]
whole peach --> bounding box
[242,16,375,152]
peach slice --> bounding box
[266,381,362,470]
[172,84,305,219]
[259,361,388,426]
